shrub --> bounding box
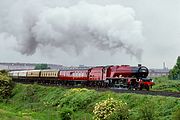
[0,71,14,100]
[172,109,180,120]
[22,84,39,103]
[64,88,90,96]
[152,76,180,92]
[60,107,74,120]
[58,88,98,111]
[93,98,129,120]
[138,101,155,120]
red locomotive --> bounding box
[9,64,154,90]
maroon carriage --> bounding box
[59,69,89,81]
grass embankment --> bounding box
[152,76,180,92]
[0,83,179,120]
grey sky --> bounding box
[0,0,179,68]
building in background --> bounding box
[149,62,170,77]
[149,69,169,77]
[0,62,63,71]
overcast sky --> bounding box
[0,0,179,68]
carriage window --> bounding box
[70,72,73,76]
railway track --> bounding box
[69,87,180,98]
[108,88,180,98]
[12,81,180,98]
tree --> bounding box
[34,64,50,70]
[0,70,15,100]
[168,56,180,80]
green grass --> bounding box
[152,76,180,92]
[0,108,33,120]
[0,83,179,120]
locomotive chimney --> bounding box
[138,64,142,67]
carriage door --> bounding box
[102,67,107,80]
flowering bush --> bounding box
[60,88,97,111]
[64,88,90,97]
[93,98,129,120]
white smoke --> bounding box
[0,0,143,60]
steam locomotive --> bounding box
[9,64,154,90]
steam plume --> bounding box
[0,0,143,60]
